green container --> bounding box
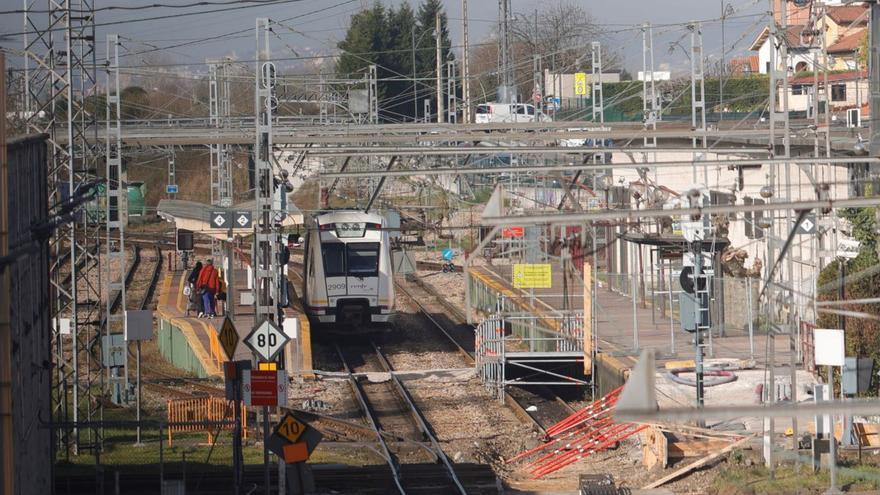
[127,181,146,218]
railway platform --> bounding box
[155,263,312,379]
[468,261,792,397]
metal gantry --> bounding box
[689,22,707,183]
[253,18,280,327]
[208,57,234,209]
[104,33,129,406]
[24,0,104,455]
[642,23,659,149]
[446,60,457,124]
[368,64,379,125]
[591,41,604,124]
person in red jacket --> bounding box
[196,258,221,318]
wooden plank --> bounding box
[642,435,754,489]
[642,425,668,470]
[667,439,734,457]
[655,423,746,439]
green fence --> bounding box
[157,318,209,378]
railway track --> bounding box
[54,463,499,495]
[335,341,471,495]
[394,276,577,435]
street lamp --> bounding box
[720,1,735,121]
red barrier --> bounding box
[508,386,645,479]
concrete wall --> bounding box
[721,277,759,333]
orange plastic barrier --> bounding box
[166,397,247,447]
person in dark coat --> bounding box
[186,261,203,315]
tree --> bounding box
[817,207,880,394]
[414,0,454,121]
[509,2,620,73]
[334,1,449,122]
[336,3,387,78]
[382,3,418,121]
[120,86,151,120]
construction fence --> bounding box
[596,271,764,359]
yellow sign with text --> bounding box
[574,72,588,96]
[512,264,552,289]
[275,413,306,443]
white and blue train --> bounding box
[302,210,395,326]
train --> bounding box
[302,210,395,326]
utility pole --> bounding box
[870,1,880,157]
[436,12,444,123]
[764,1,777,474]
[720,1,729,121]
[776,0,797,471]
[461,0,471,123]
[412,25,418,121]
[498,0,514,102]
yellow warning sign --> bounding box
[574,72,588,96]
[218,317,239,361]
[512,264,552,289]
[275,413,306,443]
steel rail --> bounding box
[371,343,468,495]
[393,279,571,435]
[393,280,472,363]
[481,196,880,226]
[334,344,406,495]
[139,246,163,310]
[321,156,880,179]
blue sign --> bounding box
[442,248,455,261]
[166,184,179,194]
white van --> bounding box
[475,103,550,124]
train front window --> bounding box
[321,243,345,277]
[347,243,379,277]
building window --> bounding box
[792,84,807,95]
[832,83,846,102]
[795,61,809,73]
[743,197,764,240]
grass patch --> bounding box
[713,457,880,494]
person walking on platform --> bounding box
[185,261,203,316]
[196,259,220,318]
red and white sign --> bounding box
[502,226,525,239]
[243,369,287,407]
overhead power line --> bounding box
[8,0,316,38]
[2,0,297,15]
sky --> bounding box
[0,0,770,75]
